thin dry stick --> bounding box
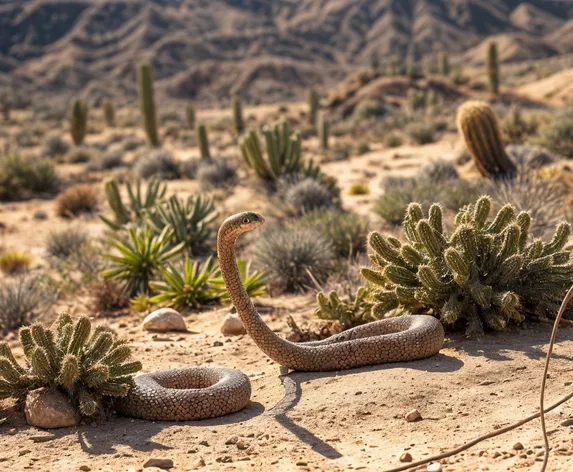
[382,285,573,472]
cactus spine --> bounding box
[232,94,244,133]
[320,115,329,150]
[487,42,499,95]
[103,100,115,128]
[186,102,195,129]
[456,100,516,178]
[70,98,88,146]
[196,123,211,160]
[137,63,160,147]
[307,88,320,127]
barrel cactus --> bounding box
[0,312,141,416]
[457,101,516,178]
[359,196,573,335]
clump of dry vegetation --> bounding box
[56,184,99,218]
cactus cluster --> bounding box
[457,101,516,178]
[315,287,375,330]
[137,63,160,147]
[359,197,573,335]
[0,312,141,416]
[70,98,88,146]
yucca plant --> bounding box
[0,312,142,417]
[148,194,217,256]
[101,225,184,295]
[149,256,218,309]
[357,196,573,335]
[99,179,167,230]
[212,259,266,304]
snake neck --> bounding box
[217,230,302,364]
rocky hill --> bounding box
[1,0,573,103]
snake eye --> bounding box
[242,217,251,225]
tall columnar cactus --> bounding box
[239,118,303,182]
[186,102,195,130]
[487,42,499,95]
[307,88,320,127]
[0,91,10,122]
[439,51,450,76]
[70,98,88,146]
[356,197,573,335]
[0,313,141,416]
[232,94,244,134]
[320,115,330,150]
[137,63,160,147]
[103,100,115,128]
[456,100,516,177]
[196,123,211,160]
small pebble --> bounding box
[560,418,573,426]
[513,442,524,451]
[427,463,442,472]
[30,433,56,443]
[225,436,239,445]
[400,452,413,463]
[236,440,249,450]
[405,409,422,422]
[79,466,91,471]
[143,458,174,469]
[190,457,205,469]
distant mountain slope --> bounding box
[1,0,573,103]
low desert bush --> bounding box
[91,279,130,313]
[405,122,435,144]
[540,109,573,158]
[41,133,70,158]
[357,142,371,155]
[278,178,336,216]
[46,228,88,259]
[353,99,387,120]
[421,160,459,183]
[133,150,181,180]
[0,153,59,200]
[56,184,99,218]
[86,150,124,171]
[0,250,32,274]
[385,133,403,148]
[348,182,369,195]
[0,275,54,330]
[196,160,238,189]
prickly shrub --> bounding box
[91,280,129,313]
[70,98,88,146]
[361,197,573,335]
[212,259,266,304]
[279,177,336,216]
[86,150,124,171]
[315,287,375,330]
[421,160,459,183]
[137,63,159,147]
[133,150,180,180]
[56,184,99,218]
[149,257,218,309]
[0,250,32,274]
[348,182,369,195]
[357,142,371,155]
[385,132,403,148]
[41,134,70,158]
[46,228,88,259]
[354,99,386,120]
[541,109,573,158]
[196,160,238,189]
[0,313,142,416]
[405,122,435,144]
[0,153,59,200]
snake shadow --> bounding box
[269,352,463,460]
[78,401,265,455]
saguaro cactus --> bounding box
[70,98,88,146]
[307,88,319,127]
[186,102,195,130]
[232,94,244,133]
[196,123,211,160]
[320,115,330,150]
[103,100,115,127]
[439,51,450,76]
[137,63,160,147]
[456,100,516,178]
[487,42,499,95]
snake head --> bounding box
[225,212,265,233]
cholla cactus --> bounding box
[360,196,573,335]
[315,287,374,330]
[0,313,141,416]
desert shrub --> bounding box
[541,109,573,158]
[375,177,434,224]
[0,153,59,200]
[0,275,55,330]
[102,225,185,295]
[41,133,70,158]
[357,142,371,155]
[506,145,556,170]
[357,197,573,335]
[149,257,218,309]
[254,225,335,293]
[440,179,482,212]
[196,159,238,189]
[385,133,403,148]
[278,177,336,216]
[501,105,538,144]
[14,130,39,148]
[0,250,32,274]
[421,159,459,183]
[66,147,97,164]
[180,158,200,179]
[130,294,151,313]
[405,122,435,144]
[86,150,124,171]
[408,89,426,111]
[0,313,142,417]
[56,184,99,218]
[133,150,180,180]
[46,228,88,259]
[353,99,387,120]
[91,279,130,313]
[348,182,369,195]
[121,135,146,152]
[212,259,267,304]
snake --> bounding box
[217,211,445,371]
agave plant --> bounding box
[0,312,141,417]
[148,194,217,255]
[212,258,267,304]
[149,256,218,309]
[101,225,184,295]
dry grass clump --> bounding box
[46,228,88,259]
[0,275,54,331]
[0,250,32,274]
[56,184,99,218]
[348,182,369,195]
[91,279,130,313]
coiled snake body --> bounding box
[117,212,444,421]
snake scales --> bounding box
[116,212,444,420]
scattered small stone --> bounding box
[143,457,174,469]
[190,457,205,469]
[79,466,91,471]
[405,409,422,422]
[560,418,573,427]
[400,452,413,462]
[216,456,233,463]
[0,418,6,426]
[19,449,32,456]
[220,313,246,336]
[143,308,187,333]
[152,336,173,342]
[225,436,239,445]
[513,442,524,451]
[236,440,249,450]
[427,463,442,472]
[30,433,56,443]
[213,341,224,347]
[24,388,80,429]
[279,366,289,375]
[199,440,209,447]
[296,461,308,466]
[479,381,495,386]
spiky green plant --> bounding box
[148,194,217,256]
[439,51,450,76]
[315,287,374,330]
[358,197,573,335]
[239,119,303,182]
[307,88,320,127]
[99,178,167,230]
[457,101,516,178]
[487,42,499,95]
[149,256,218,309]
[196,123,211,160]
[232,94,244,134]
[212,259,266,304]
[137,63,160,147]
[103,100,115,128]
[186,102,195,129]
[101,225,184,295]
[70,98,88,146]
[0,312,141,416]
[320,115,330,150]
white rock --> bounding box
[220,313,246,336]
[427,463,442,472]
[143,308,187,333]
[24,388,80,429]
